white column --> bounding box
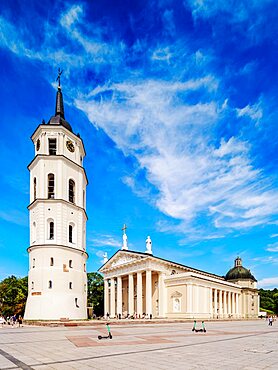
[187,284,193,314]
[117,276,122,318]
[110,278,115,318]
[158,272,165,317]
[219,290,223,318]
[231,292,235,317]
[236,292,239,318]
[228,291,231,317]
[128,273,134,315]
[137,272,143,317]
[146,270,152,317]
[223,291,227,318]
[194,285,199,314]
[209,287,213,318]
[214,288,218,318]
[104,279,109,317]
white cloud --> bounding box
[258,277,278,288]
[0,210,28,227]
[76,77,278,235]
[266,242,278,252]
[236,102,263,122]
[88,234,121,248]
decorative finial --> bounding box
[145,235,152,254]
[56,68,63,89]
[122,224,128,250]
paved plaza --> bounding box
[0,320,277,369]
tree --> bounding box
[0,276,28,317]
[87,272,104,317]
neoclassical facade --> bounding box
[99,242,259,319]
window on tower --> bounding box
[34,177,37,200]
[48,174,55,199]
[49,221,54,240]
[69,225,73,243]
[48,280,52,289]
[69,282,72,289]
[50,257,54,266]
[69,179,75,203]
[48,138,57,155]
[69,259,73,268]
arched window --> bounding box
[69,260,73,268]
[48,174,55,199]
[32,258,35,268]
[48,280,52,289]
[69,282,72,289]
[69,225,73,243]
[50,257,54,266]
[34,177,37,200]
[69,179,75,203]
[31,281,34,290]
[49,221,54,240]
[84,263,86,272]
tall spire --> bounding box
[55,68,65,119]
[55,88,65,119]
[47,69,72,132]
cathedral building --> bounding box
[99,233,259,319]
[24,78,88,320]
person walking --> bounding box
[18,315,23,327]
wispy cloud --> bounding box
[258,277,278,288]
[88,234,121,248]
[266,242,278,252]
[1,2,278,244]
[0,210,28,227]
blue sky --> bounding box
[0,0,278,288]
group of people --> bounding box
[0,314,23,327]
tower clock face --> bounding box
[66,140,75,153]
[36,139,40,151]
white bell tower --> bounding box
[24,75,88,320]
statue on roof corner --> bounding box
[145,235,152,254]
[122,224,128,250]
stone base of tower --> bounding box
[24,292,87,320]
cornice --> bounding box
[28,198,88,220]
[27,154,88,185]
[27,243,89,258]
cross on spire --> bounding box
[122,224,127,234]
[56,68,63,88]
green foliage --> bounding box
[87,272,104,317]
[259,288,278,314]
[0,275,28,317]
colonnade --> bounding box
[211,288,240,318]
[104,270,155,318]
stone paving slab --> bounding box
[0,320,277,369]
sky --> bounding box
[0,0,278,288]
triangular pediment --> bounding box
[99,250,148,271]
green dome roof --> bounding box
[225,257,257,281]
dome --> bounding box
[225,257,257,282]
[48,115,72,132]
